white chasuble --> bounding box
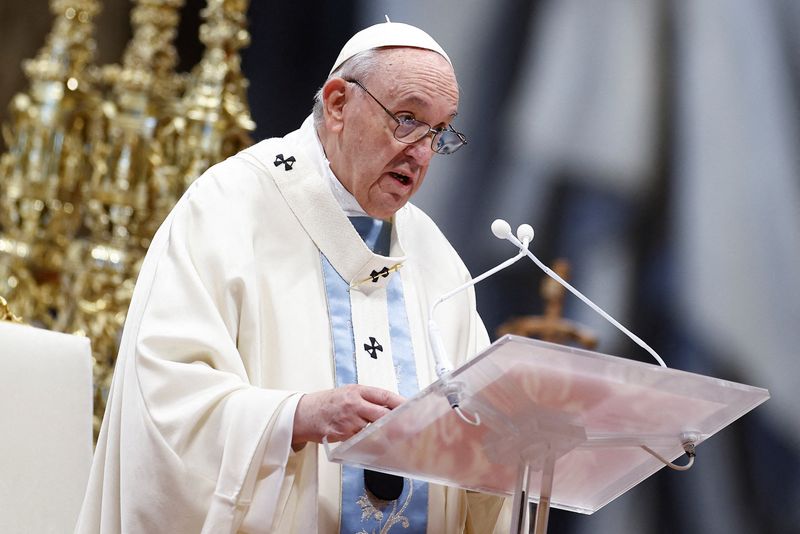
[76,115,509,534]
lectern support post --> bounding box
[510,463,531,534]
[533,453,555,534]
[510,451,556,534]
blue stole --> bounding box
[321,216,429,534]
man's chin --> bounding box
[364,201,405,221]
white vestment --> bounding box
[76,117,508,533]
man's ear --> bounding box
[322,78,348,133]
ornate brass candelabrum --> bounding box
[0,0,102,326]
[0,0,255,434]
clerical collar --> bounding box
[296,114,369,218]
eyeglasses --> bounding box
[345,79,467,155]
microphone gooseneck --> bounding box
[492,219,668,368]
[428,218,666,385]
[428,221,533,380]
[427,220,536,424]
[427,219,667,427]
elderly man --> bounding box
[77,21,508,533]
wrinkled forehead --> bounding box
[368,48,458,90]
[369,49,460,115]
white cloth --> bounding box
[0,322,93,534]
[76,116,507,533]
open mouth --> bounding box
[389,172,411,185]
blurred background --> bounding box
[1,0,798,532]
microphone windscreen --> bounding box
[517,224,534,243]
[491,219,512,239]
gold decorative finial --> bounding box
[164,0,255,190]
[0,296,23,323]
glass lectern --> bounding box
[325,335,770,534]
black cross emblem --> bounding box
[364,337,383,359]
[274,153,296,171]
[369,267,390,283]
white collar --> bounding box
[296,115,369,217]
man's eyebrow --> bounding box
[396,91,458,110]
[440,111,458,123]
[395,94,459,122]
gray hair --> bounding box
[312,49,382,127]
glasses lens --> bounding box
[433,130,466,154]
[394,119,430,142]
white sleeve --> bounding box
[112,164,307,533]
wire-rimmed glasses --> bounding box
[345,78,467,155]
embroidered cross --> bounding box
[369,267,390,283]
[273,153,296,171]
[364,337,383,359]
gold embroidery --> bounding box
[350,264,404,288]
[355,480,414,534]
[357,494,384,523]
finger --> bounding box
[328,415,371,443]
[356,402,393,424]
[357,385,406,409]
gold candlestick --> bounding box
[0,0,256,436]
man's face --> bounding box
[323,48,460,220]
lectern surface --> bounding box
[326,335,769,514]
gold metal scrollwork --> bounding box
[0,296,23,323]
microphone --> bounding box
[428,220,533,380]
[428,219,667,392]
[517,224,534,245]
[492,218,533,248]
[491,219,512,239]
[428,218,668,431]
[428,220,538,425]
[428,219,666,424]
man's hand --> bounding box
[292,385,405,448]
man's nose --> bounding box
[403,136,435,165]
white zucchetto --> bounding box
[329,21,452,74]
